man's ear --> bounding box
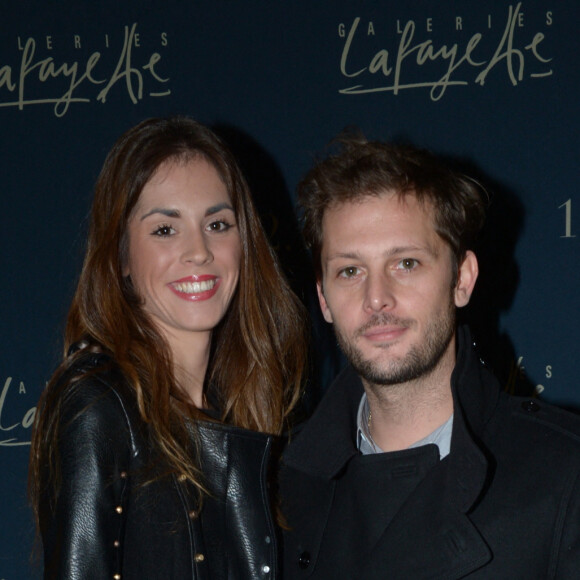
[316,280,334,323]
[454,250,479,308]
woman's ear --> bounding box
[454,251,479,308]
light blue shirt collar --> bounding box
[356,392,453,458]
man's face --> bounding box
[317,192,477,387]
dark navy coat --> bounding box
[280,327,580,579]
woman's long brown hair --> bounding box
[29,116,308,523]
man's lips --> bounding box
[361,325,408,342]
[168,275,220,301]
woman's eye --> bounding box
[207,219,232,232]
[152,224,175,236]
[398,258,418,270]
[339,266,359,278]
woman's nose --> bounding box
[181,230,213,265]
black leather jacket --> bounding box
[39,352,278,579]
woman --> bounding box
[28,116,308,579]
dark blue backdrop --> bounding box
[1,1,578,577]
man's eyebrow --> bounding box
[326,251,362,262]
[326,245,437,261]
[386,245,439,257]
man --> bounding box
[280,133,580,579]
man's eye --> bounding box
[398,258,418,270]
[339,266,359,278]
[152,224,175,236]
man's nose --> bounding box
[363,272,395,313]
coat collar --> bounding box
[284,361,362,479]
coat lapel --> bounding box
[282,365,362,577]
[360,456,491,579]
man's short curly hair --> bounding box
[297,130,488,280]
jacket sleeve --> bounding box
[39,377,133,580]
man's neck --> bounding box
[362,354,455,453]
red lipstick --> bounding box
[168,275,220,301]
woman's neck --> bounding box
[165,329,212,408]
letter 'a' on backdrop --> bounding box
[0,1,578,577]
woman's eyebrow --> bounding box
[206,202,234,216]
[140,207,181,221]
[139,202,234,221]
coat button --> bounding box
[298,552,311,569]
[522,400,540,413]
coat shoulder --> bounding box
[498,392,580,443]
[484,391,580,473]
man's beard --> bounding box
[335,298,456,387]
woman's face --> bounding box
[124,157,242,347]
